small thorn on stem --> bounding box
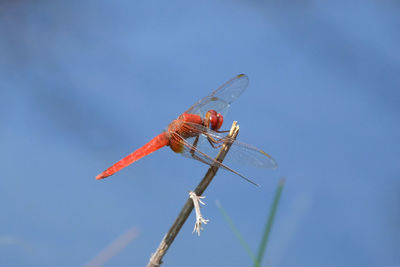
[189,191,209,236]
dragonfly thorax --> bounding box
[166,113,204,153]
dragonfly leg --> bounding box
[188,135,224,166]
[215,130,230,133]
[206,135,226,149]
[190,135,200,157]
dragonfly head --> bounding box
[205,109,223,130]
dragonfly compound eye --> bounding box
[215,112,223,130]
[206,109,223,130]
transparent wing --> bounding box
[185,74,249,117]
[170,131,259,186]
[181,122,278,169]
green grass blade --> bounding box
[254,178,285,267]
[215,200,258,264]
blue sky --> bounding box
[1,1,399,266]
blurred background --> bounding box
[1,1,399,266]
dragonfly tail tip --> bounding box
[96,172,108,180]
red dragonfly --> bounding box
[96,74,277,185]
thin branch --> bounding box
[146,121,240,267]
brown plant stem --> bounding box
[146,121,240,267]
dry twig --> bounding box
[146,121,240,267]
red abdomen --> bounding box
[96,133,169,180]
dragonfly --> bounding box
[96,74,277,186]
